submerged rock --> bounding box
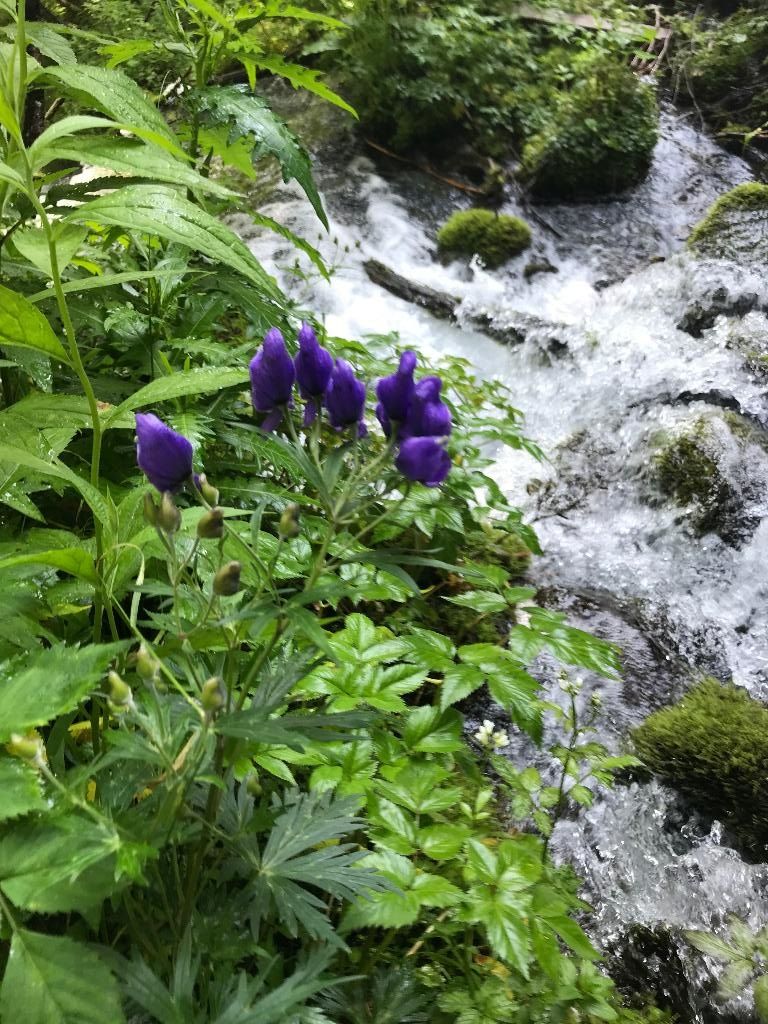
[676,285,761,338]
[688,183,768,266]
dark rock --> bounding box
[677,286,761,338]
[523,259,559,281]
[363,258,459,320]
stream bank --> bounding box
[237,87,768,1022]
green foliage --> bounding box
[633,679,768,856]
[437,210,532,268]
[686,915,768,1023]
[520,57,658,199]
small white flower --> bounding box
[491,729,509,749]
[473,719,495,747]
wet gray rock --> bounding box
[677,286,762,338]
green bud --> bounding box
[201,676,225,715]
[213,560,241,596]
[7,732,43,764]
[278,503,301,539]
[157,491,181,534]
[196,473,219,506]
[135,644,159,681]
[143,491,159,526]
[246,773,262,796]
[107,670,133,709]
[197,506,225,540]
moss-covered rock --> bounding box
[633,679,768,858]
[688,183,768,265]
[652,414,762,545]
[519,59,658,199]
[437,209,532,268]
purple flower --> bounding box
[136,412,193,493]
[376,350,417,436]
[249,327,296,431]
[395,436,451,487]
[325,359,367,436]
[294,322,333,426]
[402,376,452,439]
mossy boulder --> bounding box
[519,60,658,199]
[688,183,768,265]
[633,679,768,858]
[652,414,762,545]
[437,209,532,268]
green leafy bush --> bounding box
[520,57,658,199]
[437,209,532,268]
[633,679,768,857]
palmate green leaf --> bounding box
[103,366,250,427]
[0,284,70,363]
[0,757,45,821]
[192,87,327,227]
[0,642,123,740]
[52,137,236,199]
[0,931,124,1024]
[65,185,283,300]
[42,65,176,147]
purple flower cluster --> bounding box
[249,323,366,437]
[135,325,452,493]
[376,350,452,486]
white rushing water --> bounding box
[237,94,768,1019]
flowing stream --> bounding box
[236,89,768,1021]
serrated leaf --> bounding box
[192,87,327,227]
[65,184,283,299]
[0,642,123,740]
[439,663,484,710]
[51,137,235,198]
[43,65,175,146]
[0,930,125,1024]
[103,365,250,427]
[0,758,45,821]
[0,547,98,584]
[685,930,741,961]
[244,55,356,117]
[444,590,508,614]
[0,284,70,363]
[418,823,469,860]
[25,23,77,65]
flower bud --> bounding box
[201,676,225,715]
[197,507,225,540]
[246,772,262,796]
[213,561,241,596]
[135,644,159,681]
[278,503,300,539]
[7,732,44,764]
[107,670,133,710]
[157,491,181,534]
[196,473,219,506]
[143,491,159,526]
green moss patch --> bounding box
[437,209,532,268]
[520,60,658,199]
[688,183,768,262]
[633,679,768,857]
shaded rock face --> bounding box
[650,413,768,547]
[677,286,762,338]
